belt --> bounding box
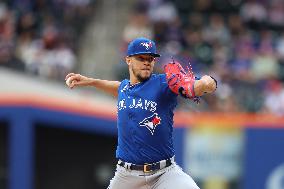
[118,157,174,173]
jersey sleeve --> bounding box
[158,74,178,99]
[117,79,129,95]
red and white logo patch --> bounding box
[139,113,161,135]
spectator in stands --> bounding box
[240,0,267,30]
[262,80,284,115]
[0,3,25,71]
[202,13,231,45]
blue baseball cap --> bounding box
[127,37,160,57]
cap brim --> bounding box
[128,52,161,57]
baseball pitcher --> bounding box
[65,37,217,189]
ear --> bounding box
[125,57,131,66]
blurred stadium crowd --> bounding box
[1,0,284,114]
[0,0,95,79]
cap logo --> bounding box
[140,42,152,50]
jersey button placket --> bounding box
[129,113,141,150]
[128,112,133,119]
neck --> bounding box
[130,77,140,85]
[129,70,140,85]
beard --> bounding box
[132,68,152,82]
[136,73,151,82]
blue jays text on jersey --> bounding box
[117,97,157,112]
[116,74,178,165]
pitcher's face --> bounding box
[126,54,156,82]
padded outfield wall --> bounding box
[0,96,284,189]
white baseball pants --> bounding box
[107,162,200,189]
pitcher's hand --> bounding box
[65,73,90,89]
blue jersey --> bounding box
[116,74,178,164]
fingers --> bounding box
[69,80,77,89]
[65,73,90,89]
[65,73,80,89]
[65,73,75,80]
[65,77,75,89]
